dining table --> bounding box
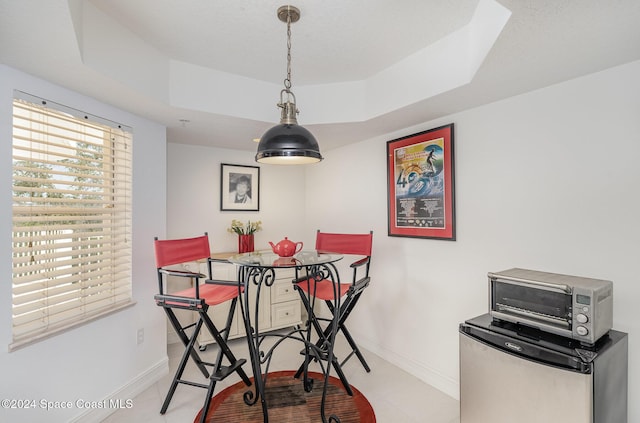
[227,249,345,423]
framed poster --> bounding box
[386,124,455,240]
[220,163,260,211]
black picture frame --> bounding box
[220,163,260,211]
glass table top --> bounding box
[227,250,343,268]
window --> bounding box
[11,91,133,351]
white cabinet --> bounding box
[270,268,302,329]
[184,256,303,348]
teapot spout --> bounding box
[268,241,276,251]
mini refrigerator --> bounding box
[459,314,628,423]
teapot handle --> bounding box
[295,242,303,254]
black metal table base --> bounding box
[236,261,344,423]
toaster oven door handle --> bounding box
[488,274,571,294]
[493,308,571,329]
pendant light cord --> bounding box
[278,7,298,123]
[284,11,292,91]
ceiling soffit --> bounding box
[75,0,511,126]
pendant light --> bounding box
[255,5,323,165]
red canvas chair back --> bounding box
[315,231,373,257]
[155,234,210,269]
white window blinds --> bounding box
[11,91,133,351]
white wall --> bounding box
[166,143,309,252]
[0,66,168,423]
[164,59,640,421]
[305,60,640,420]
[5,58,636,422]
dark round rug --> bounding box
[194,370,376,422]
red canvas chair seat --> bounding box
[154,233,250,423]
[296,279,350,301]
[163,283,243,308]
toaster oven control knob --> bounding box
[576,326,589,336]
[576,313,589,324]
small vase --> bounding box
[238,234,254,253]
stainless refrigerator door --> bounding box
[460,332,592,423]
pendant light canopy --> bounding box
[255,5,323,165]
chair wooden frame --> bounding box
[154,233,251,423]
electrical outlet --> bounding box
[137,328,144,345]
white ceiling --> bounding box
[2,0,640,154]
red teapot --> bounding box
[269,237,303,257]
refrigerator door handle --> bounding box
[504,341,523,352]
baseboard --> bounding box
[357,337,460,400]
[69,356,169,423]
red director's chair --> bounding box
[294,230,373,394]
[154,233,251,423]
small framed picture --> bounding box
[220,163,260,211]
[387,124,455,240]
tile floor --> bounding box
[102,332,460,422]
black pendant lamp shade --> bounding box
[256,124,322,164]
[255,5,323,165]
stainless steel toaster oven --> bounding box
[488,268,613,345]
